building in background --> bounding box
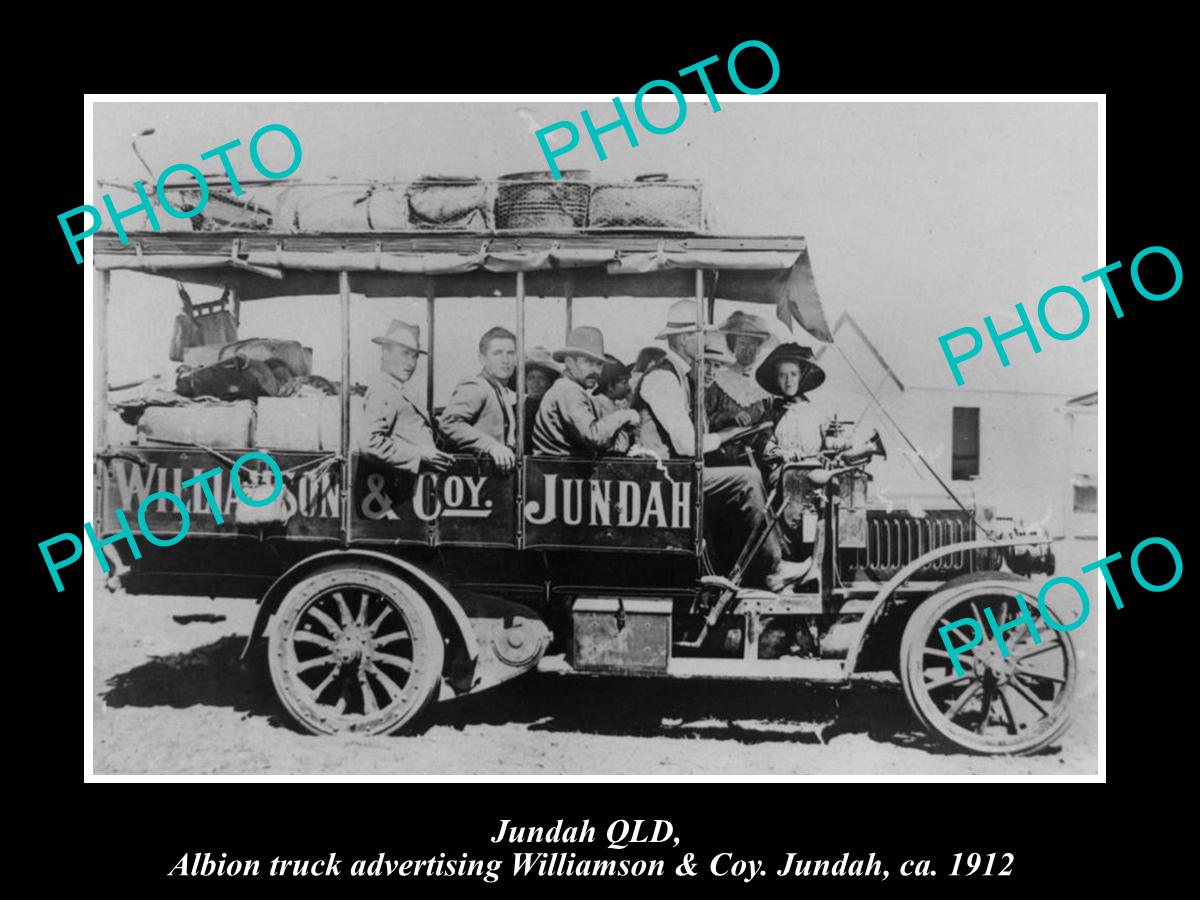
[1061,391,1098,539]
[814,313,1096,539]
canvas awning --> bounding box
[94,232,833,342]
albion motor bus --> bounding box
[91,172,1076,754]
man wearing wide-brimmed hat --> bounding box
[361,319,452,475]
[633,299,813,590]
[532,326,640,457]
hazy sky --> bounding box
[93,100,1098,396]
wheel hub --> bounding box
[972,645,1015,683]
[334,624,372,663]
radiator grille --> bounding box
[849,510,975,578]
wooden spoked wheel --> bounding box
[267,566,444,735]
[900,579,1077,755]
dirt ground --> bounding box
[91,543,1100,777]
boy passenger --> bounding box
[523,346,561,453]
[593,353,633,418]
[532,327,640,457]
[361,320,453,475]
[438,326,519,473]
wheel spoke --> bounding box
[372,631,410,649]
[332,591,353,629]
[294,631,335,650]
[296,655,334,674]
[997,686,1020,734]
[939,618,977,653]
[925,670,972,691]
[354,591,368,628]
[976,682,994,733]
[309,663,341,699]
[372,650,413,671]
[1014,665,1067,685]
[924,647,955,661]
[1008,677,1051,718]
[307,606,341,637]
[1015,639,1062,661]
[368,606,393,636]
[366,662,405,705]
[358,671,379,715]
[942,681,982,723]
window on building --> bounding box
[952,407,980,480]
[1072,475,1097,513]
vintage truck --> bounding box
[91,173,1075,754]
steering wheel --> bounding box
[719,420,774,449]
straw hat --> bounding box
[371,320,426,354]
[553,326,608,364]
[755,342,826,395]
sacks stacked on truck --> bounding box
[138,400,255,448]
[116,338,339,451]
[256,396,342,451]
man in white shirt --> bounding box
[633,300,813,591]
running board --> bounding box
[537,654,848,682]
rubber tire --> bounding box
[899,578,1077,755]
[267,565,444,736]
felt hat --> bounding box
[553,326,608,364]
[525,346,563,378]
[371,319,426,354]
[656,299,702,339]
[718,311,773,344]
[755,342,826,396]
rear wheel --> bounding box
[267,566,444,735]
[899,579,1076,755]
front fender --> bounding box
[845,536,1051,673]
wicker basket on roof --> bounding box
[494,170,591,231]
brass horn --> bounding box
[842,429,887,466]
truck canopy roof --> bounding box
[95,232,832,342]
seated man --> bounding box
[438,326,519,473]
[361,320,453,477]
[533,326,639,457]
[633,300,812,591]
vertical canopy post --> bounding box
[339,271,351,546]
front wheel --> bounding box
[267,565,445,735]
[899,579,1077,755]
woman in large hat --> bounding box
[755,341,835,566]
[756,342,834,464]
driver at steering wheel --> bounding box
[632,300,814,592]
